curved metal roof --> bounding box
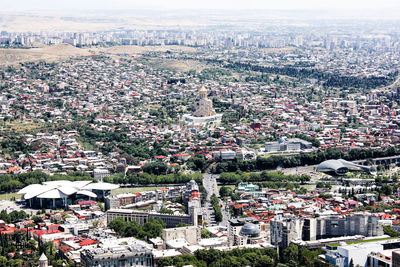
[317,159,372,173]
[58,186,78,196]
[76,190,97,198]
[82,182,119,191]
[316,159,345,171]
[19,180,119,199]
[23,185,57,200]
[37,189,66,199]
[17,184,44,195]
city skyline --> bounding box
[3,0,400,11]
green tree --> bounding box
[219,186,233,198]
[187,155,206,172]
[383,225,400,237]
[158,257,173,267]
[108,218,127,235]
[255,255,274,267]
[159,208,174,214]
[26,239,37,251]
[201,229,211,238]
[142,162,168,175]
[0,256,7,267]
[283,244,299,263]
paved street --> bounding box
[203,174,229,227]
[0,200,38,216]
[202,174,217,225]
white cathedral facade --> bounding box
[182,86,222,127]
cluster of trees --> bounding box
[167,78,186,84]
[316,182,332,189]
[108,217,165,240]
[323,75,394,89]
[201,229,211,238]
[0,231,38,267]
[338,187,364,197]
[79,126,168,160]
[222,111,242,125]
[222,61,396,89]
[0,210,28,224]
[0,137,32,157]
[217,172,311,193]
[142,162,169,175]
[257,181,306,192]
[158,245,326,267]
[383,225,400,237]
[0,170,94,193]
[0,210,72,266]
[245,74,270,83]
[211,194,223,222]
[380,184,396,196]
[142,155,206,174]
[214,147,400,173]
[218,171,310,185]
[198,68,232,81]
[186,155,207,172]
[104,172,203,185]
[219,186,241,201]
[219,186,233,198]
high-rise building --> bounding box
[271,213,383,250]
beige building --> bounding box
[162,226,201,245]
[182,85,222,126]
[193,86,217,117]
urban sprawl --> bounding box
[1,19,400,267]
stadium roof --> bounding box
[18,180,119,200]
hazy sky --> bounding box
[3,0,400,11]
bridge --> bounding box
[353,155,400,166]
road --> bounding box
[202,174,217,226]
[202,173,230,227]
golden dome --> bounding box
[199,85,207,92]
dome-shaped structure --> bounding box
[316,159,373,175]
[199,85,207,92]
[240,223,260,237]
[199,85,208,99]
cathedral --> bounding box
[193,85,217,117]
[182,85,222,127]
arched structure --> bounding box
[316,159,374,175]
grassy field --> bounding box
[0,193,21,201]
[302,184,316,191]
[146,58,210,72]
[329,237,398,247]
[5,121,44,133]
[111,186,164,194]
